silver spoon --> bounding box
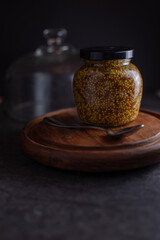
[43,117,144,139]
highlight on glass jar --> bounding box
[73,46,143,127]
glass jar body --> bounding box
[5,53,79,122]
[73,59,143,127]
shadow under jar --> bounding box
[73,46,143,127]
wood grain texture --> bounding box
[21,108,160,172]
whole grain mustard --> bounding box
[73,47,143,127]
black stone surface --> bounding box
[1,91,160,240]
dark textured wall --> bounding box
[1,0,160,95]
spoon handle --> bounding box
[43,117,108,132]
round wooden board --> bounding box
[21,108,160,172]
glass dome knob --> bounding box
[43,28,67,46]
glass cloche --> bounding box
[4,28,81,122]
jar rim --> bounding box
[80,46,134,60]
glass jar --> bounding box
[73,46,143,127]
[4,28,81,122]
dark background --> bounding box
[1,2,160,240]
[0,0,160,96]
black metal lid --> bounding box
[80,46,134,60]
